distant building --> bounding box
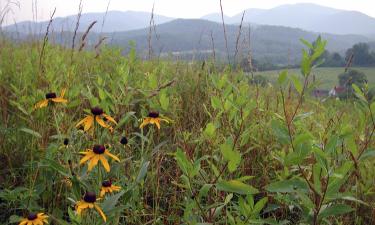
[329,86,346,97]
[313,89,329,98]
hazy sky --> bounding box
[3,0,375,24]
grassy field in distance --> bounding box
[256,67,375,89]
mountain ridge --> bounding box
[4,3,375,36]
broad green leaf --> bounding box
[101,190,125,212]
[220,140,241,173]
[216,180,258,195]
[160,91,169,111]
[291,75,303,94]
[136,161,150,183]
[20,127,42,138]
[253,197,268,215]
[175,148,194,177]
[278,70,288,85]
[211,96,221,110]
[271,119,289,145]
[266,178,309,193]
[204,122,216,138]
[319,204,353,219]
[359,148,375,161]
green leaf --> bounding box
[211,96,221,110]
[98,88,106,100]
[301,50,311,76]
[278,70,288,85]
[271,119,289,145]
[198,184,213,201]
[266,178,309,193]
[291,75,303,94]
[40,158,70,177]
[216,180,258,195]
[359,148,375,161]
[101,190,125,212]
[204,122,216,138]
[220,140,241,173]
[319,204,353,219]
[300,38,313,49]
[20,127,42,138]
[175,148,194,177]
[160,91,169,111]
[136,161,149,183]
[352,84,366,102]
[253,197,268,215]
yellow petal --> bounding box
[19,220,28,225]
[105,150,120,162]
[112,185,121,191]
[80,151,94,164]
[51,97,68,103]
[139,118,150,128]
[96,116,109,128]
[100,188,106,197]
[34,99,49,109]
[34,219,43,225]
[76,116,89,128]
[99,155,110,172]
[149,118,161,129]
[103,114,117,124]
[94,204,107,222]
[60,88,66,98]
[79,150,92,155]
[88,155,100,171]
[84,116,94,131]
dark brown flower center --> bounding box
[148,111,159,118]
[27,213,38,220]
[83,192,97,203]
[102,180,112,187]
[63,138,69,146]
[45,92,57,99]
[93,145,105,154]
[120,137,128,145]
[91,107,104,116]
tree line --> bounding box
[321,42,375,67]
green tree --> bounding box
[345,43,375,66]
[338,69,368,98]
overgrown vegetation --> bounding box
[0,35,375,225]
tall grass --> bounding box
[0,36,374,225]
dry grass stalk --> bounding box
[234,11,245,64]
[219,0,230,64]
[70,0,83,63]
[78,21,97,52]
[148,2,155,60]
[38,8,56,80]
[94,37,107,58]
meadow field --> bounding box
[256,67,375,89]
[0,37,375,225]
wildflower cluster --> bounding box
[16,89,170,224]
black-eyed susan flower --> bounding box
[76,107,117,132]
[80,144,120,172]
[63,138,69,146]
[139,111,169,129]
[100,180,121,197]
[34,89,67,109]
[19,212,48,225]
[75,192,106,222]
[120,136,128,145]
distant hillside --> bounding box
[4,10,173,33]
[107,19,372,64]
[202,3,375,35]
